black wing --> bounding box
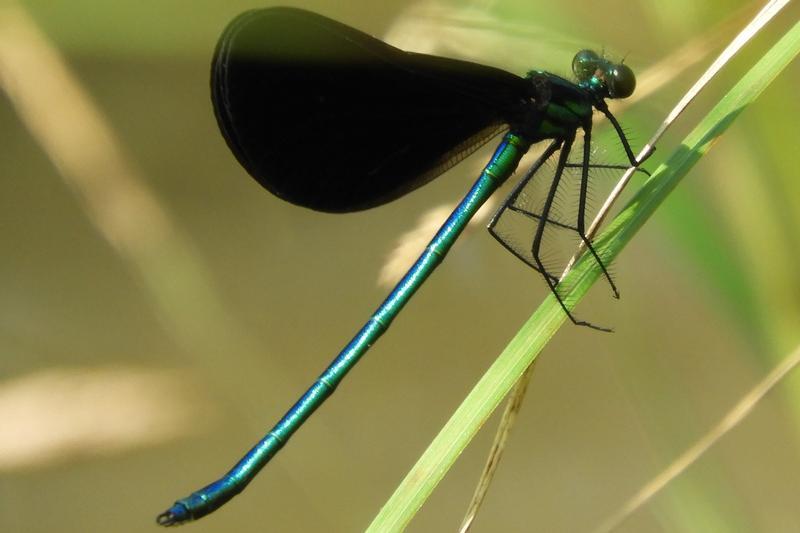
[211,7,531,212]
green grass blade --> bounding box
[367,20,800,533]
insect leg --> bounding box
[529,134,611,332]
[488,140,561,284]
[576,125,619,299]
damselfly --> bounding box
[158,7,643,525]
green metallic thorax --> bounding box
[524,70,594,141]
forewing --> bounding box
[211,7,529,212]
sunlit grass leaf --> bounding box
[367,19,800,533]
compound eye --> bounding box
[572,49,601,81]
[606,63,636,99]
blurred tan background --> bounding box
[2,0,799,531]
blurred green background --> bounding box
[2,0,799,531]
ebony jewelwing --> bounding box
[158,7,643,525]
